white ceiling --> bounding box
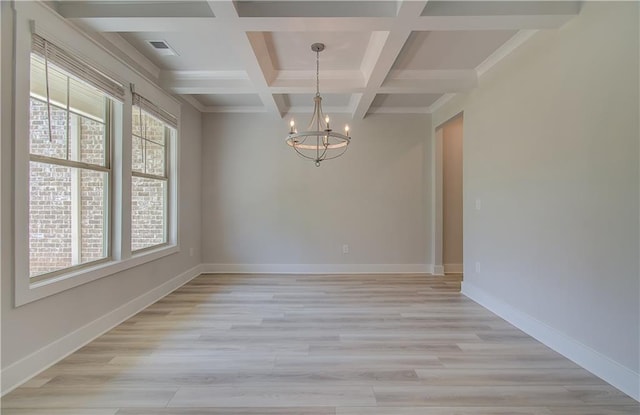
[54,0,581,118]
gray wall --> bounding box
[1,1,203,371]
[434,1,639,375]
[201,113,431,268]
[2,0,638,400]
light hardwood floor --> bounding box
[2,274,638,414]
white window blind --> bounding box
[32,34,125,102]
[132,91,178,129]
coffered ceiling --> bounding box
[54,0,581,118]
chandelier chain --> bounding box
[316,49,320,97]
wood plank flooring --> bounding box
[2,273,638,414]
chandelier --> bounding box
[286,43,351,167]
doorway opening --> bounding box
[436,113,463,276]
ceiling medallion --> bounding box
[286,43,351,167]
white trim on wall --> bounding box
[475,30,538,78]
[0,265,203,397]
[444,263,463,274]
[202,263,434,275]
[431,126,444,276]
[462,281,640,402]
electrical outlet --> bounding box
[475,198,482,210]
[342,244,349,254]
[475,262,481,273]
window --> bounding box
[131,103,174,251]
[17,31,179,304]
[28,52,112,280]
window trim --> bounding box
[13,16,181,307]
[131,106,172,252]
[28,57,114,282]
[25,245,180,299]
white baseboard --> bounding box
[444,263,463,274]
[202,263,433,275]
[462,281,640,402]
[1,264,203,396]
[433,265,445,276]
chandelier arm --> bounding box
[292,143,316,161]
[287,131,349,148]
[318,104,326,130]
[289,131,349,139]
[307,96,322,131]
[318,139,329,161]
[321,145,349,161]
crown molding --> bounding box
[476,29,538,78]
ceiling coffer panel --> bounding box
[61,0,581,115]
[393,30,517,71]
[236,1,398,18]
[56,1,215,18]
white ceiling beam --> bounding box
[381,69,477,93]
[246,31,278,85]
[235,17,393,32]
[368,107,430,115]
[66,1,581,115]
[163,80,256,95]
[202,106,268,113]
[205,1,285,117]
[410,14,578,30]
[234,0,397,19]
[163,76,472,95]
[66,9,577,33]
[360,31,389,82]
[475,30,538,77]
[56,1,214,18]
[270,70,365,94]
[380,79,476,94]
[351,1,429,119]
[160,70,254,94]
[349,30,409,119]
[245,31,286,116]
[269,84,365,94]
[422,1,580,17]
[286,105,352,115]
[64,17,220,32]
[63,17,392,33]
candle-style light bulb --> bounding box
[289,119,295,133]
[345,125,350,135]
[325,116,330,129]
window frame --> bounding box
[13,16,181,307]
[130,105,172,253]
[28,89,115,283]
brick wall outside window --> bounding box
[131,108,168,251]
[29,100,171,277]
[29,99,107,277]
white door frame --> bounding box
[431,112,463,276]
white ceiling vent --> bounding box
[146,40,178,56]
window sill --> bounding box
[15,245,180,307]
